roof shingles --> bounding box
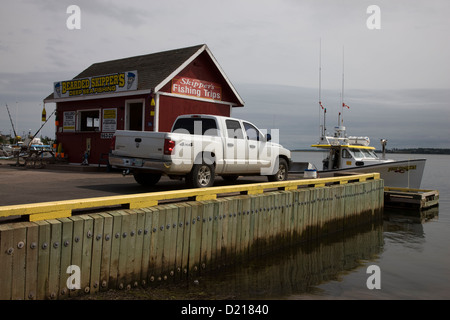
[44,44,205,101]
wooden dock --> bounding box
[0,174,384,300]
[384,187,439,210]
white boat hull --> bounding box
[316,158,426,188]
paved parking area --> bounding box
[0,160,302,206]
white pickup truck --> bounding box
[109,114,291,188]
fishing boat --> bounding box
[290,43,426,188]
[308,124,426,188]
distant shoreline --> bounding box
[291,148,450,155]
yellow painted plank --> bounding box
[196,194,217,201]
[129,200,158,209]
[29,210,71,222]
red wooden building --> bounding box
[44,44,244,165]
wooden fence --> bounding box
[0,175,384,300]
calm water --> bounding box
[179,152,450,300]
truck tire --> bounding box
[186,162,215,188]
[268,158,288,182]
[133,172,162,186]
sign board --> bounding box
[63,111,76,132]
[54,71,138,99]
[102,108,117,132]
[172,76,222,101]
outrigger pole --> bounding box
[5,103,18,140]
[28,106,56,147]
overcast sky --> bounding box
[1,0,449,149]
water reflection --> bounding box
[90,206,440,300]
[382,206,439,250]
[185,221,384,299]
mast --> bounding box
[318,38,326,141]
[340,46,350,128]
[5,103,18,140]
[341,46,345,126]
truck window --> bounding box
[226,120,244,139]
[243,122,261,141]
[172,118,218,136]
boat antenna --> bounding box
[340,46,349,126]
[318,38,326,140]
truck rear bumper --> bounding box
[109,154,170,173]
[109,154,190,174]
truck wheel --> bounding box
[133,172,162,186]
[268,158,288,182]
[187,163,215,188]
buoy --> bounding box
[41,105,46,122]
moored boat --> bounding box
[291,44,426,188]
[308,125,426,188]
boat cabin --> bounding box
[311,126,391,171]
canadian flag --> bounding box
[343,102,350,109]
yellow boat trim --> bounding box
[311,144,376,150]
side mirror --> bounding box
[266,133,272,142]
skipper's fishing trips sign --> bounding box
[53,71,138,98]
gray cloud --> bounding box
[1,1,449,147]
[233,84,450,149]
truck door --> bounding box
[224,119,247,173]
[243,121,270,173]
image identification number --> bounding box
[225,304,269,315]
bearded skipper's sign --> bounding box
[53,71,138,98]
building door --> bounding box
[126,101,144,131]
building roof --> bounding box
[44,44,244,106]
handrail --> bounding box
[0,173,380,222]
